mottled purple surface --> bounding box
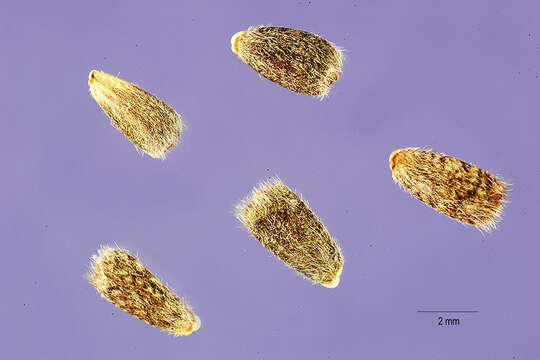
[1,0,539,358]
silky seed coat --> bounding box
[231,26,343,97]
[390,148,509,231]
[235,178,343,287]
[88,70,182,159]
[88,246,200,336]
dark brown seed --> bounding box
[231,26,343,97]
[390,148,509,232]
[88,246,200,336]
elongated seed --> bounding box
[390,148,509,232]
[88,246,200,336]
[88,70,182,159]
[231,26,343,97]
[235,178,343,287]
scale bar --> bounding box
[417,310,479,313]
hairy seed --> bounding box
[235,178,343,287]
[88,246,200,336]
[390,148,509,232]
[88,70,182,159]
[231,26,343,97]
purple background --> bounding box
[2,0,539,358]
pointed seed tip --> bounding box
[88,69,98,86]
[321,276,340,288]
[193,315,201,332]
[182,315,201,336]
[389,148,405,171]
[321,265,343,288]
[231,31,246,54]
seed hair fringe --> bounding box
[87,246,200,336]
[88,70,183,159]
[389,148,510,232]
[231,26,344,97]
[235,178,344,287]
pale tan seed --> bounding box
[88,70,182,159]
[390,148,509,232]
[231,26,343,97]
[235,178,343,287]
[88,246,200,336]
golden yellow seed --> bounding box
[235,178,344,287]
[88,70,182,159]
[230,26,344,97]
[88,246,200,336]
[390,147,509,232]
